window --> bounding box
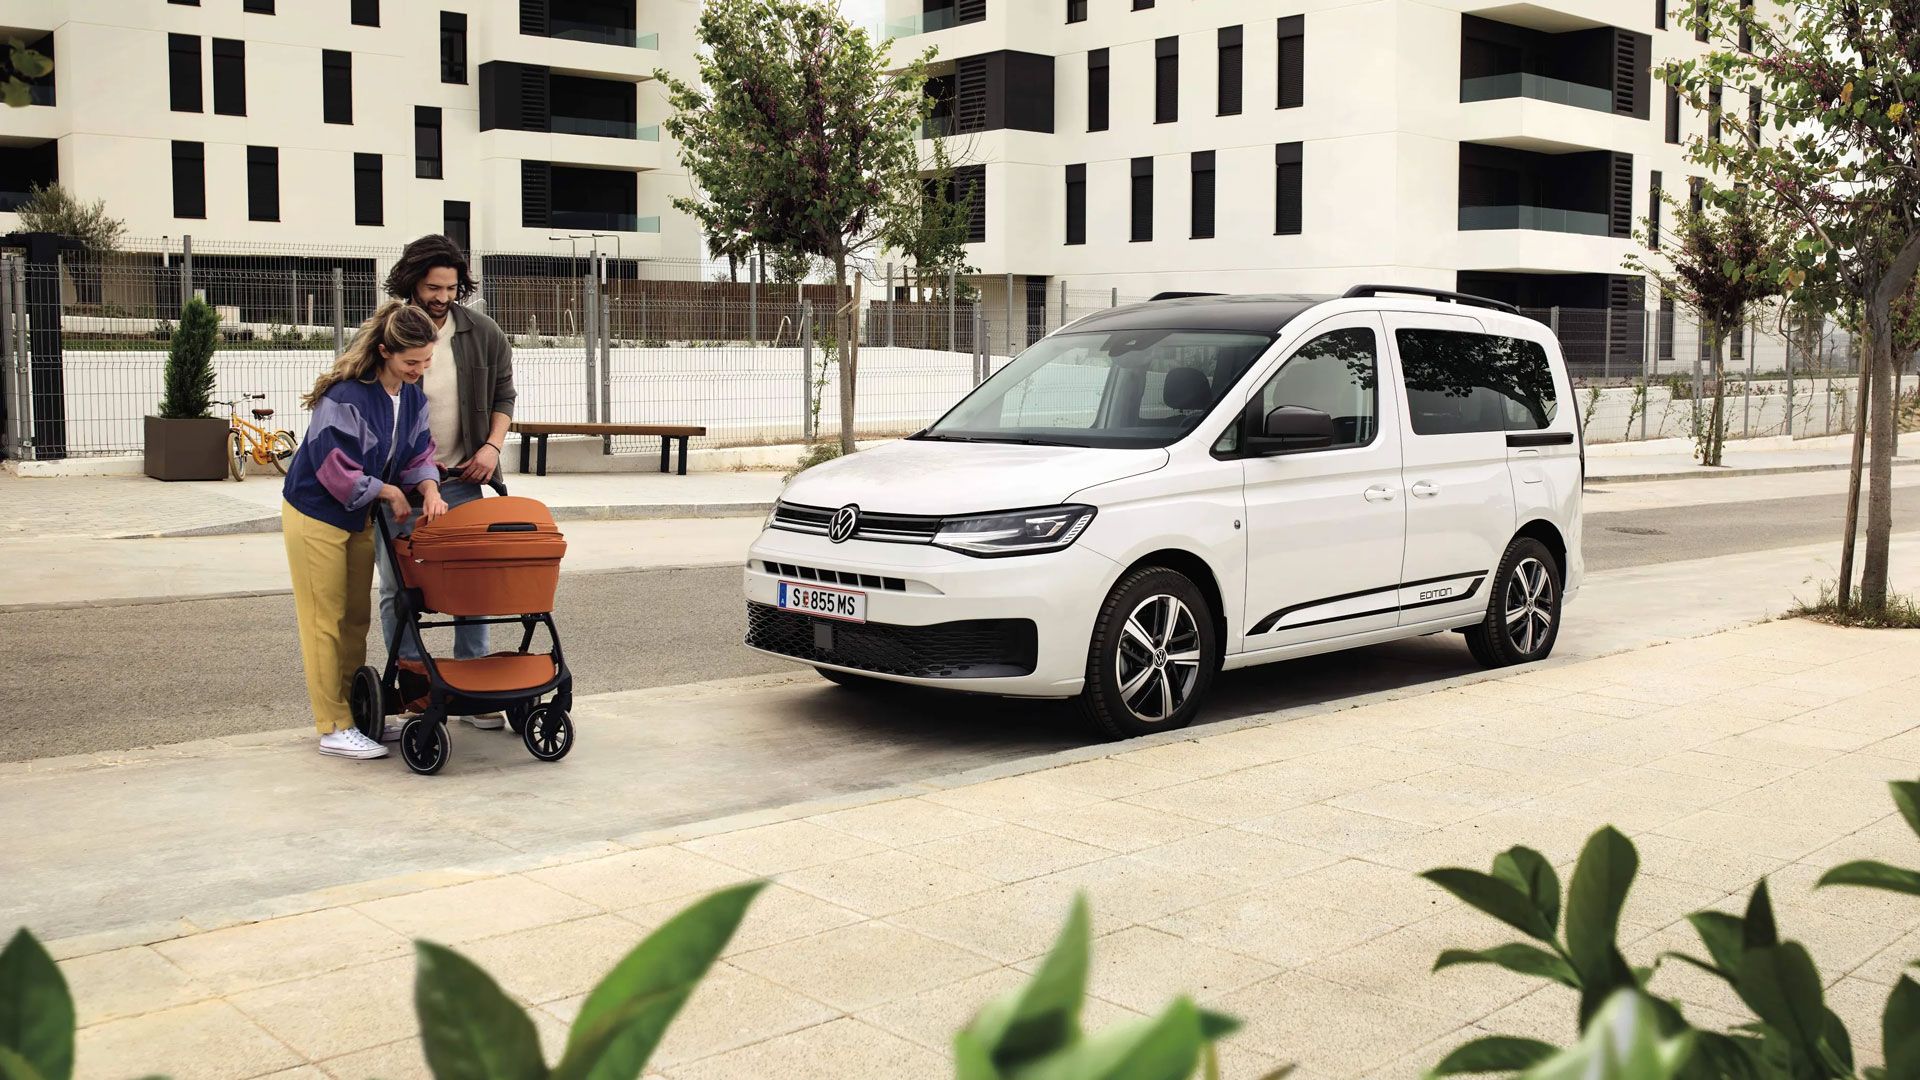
[168,34,201,113]
[1067,0,1086,23]
[1658,294,1676,362]
[1739,0,1753,50]
[1396,329,1558,436]
[1655,0,1666,29]
[1689,175,1704,215]
[171,141,205,219]
[1087,49,1109,132]
[1277,15,1304,109]
[1191,152,1215,239]
[1133,0,1153,8]
[354,152,383,226]
[168,0,197,5]
[1748,88,1762,141]
[1649,170,1662,249]
[1155,37,1178,124]
[1275,142,1302,235]
[245,0,274,13]
[247,146,279,222]
[415,107,443,179]
[323,50,352,124]
[1708,83,1722,142]
[352,0,379,27]
[444,200,471,253]
[1130,157,1153,242]
[1065,163,1086,245]
[441,12,467,85]
[212,38,245,116]
[1247,328,1378,453]
[1217,26,1243,116]
[1665,82,1681,143]
[929,330,1274,449]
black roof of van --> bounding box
[1061,293,1331,336]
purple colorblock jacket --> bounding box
[282,377,438,532]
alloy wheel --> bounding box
[1504,557,1555,656]
[1114,594,1203,724]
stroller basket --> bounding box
[398,496,567,616]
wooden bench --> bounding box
[509,422,708,477]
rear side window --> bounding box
[1395,329,1558,435]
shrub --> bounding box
[157,297,218,420]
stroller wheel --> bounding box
[350,666,385,742]
[506,700,531,735]
[400,716,450,775]
[522,705,573,763]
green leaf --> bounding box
[2,76,29,109]
[1888,781,1920,839]
[551,996,683,1080]
[1565,828,1638,989]
[1685,912,1745,979]
[1013,997,1207,1080]
[1885,978,1920,1080]
[1196,1009,1239,1042]
[0,1048,47,1080]
[1817,860,1920,896]
[8,47,51,79]
[1741,880,1778,950]
[1733,944,1827,1070]
[1434,945,1580,988]
[954,1031,1000,1080]
[562,882,765,1080]
[1682,1031,1762,1080]
[966,895,1092,1069]
[1820,1007,1854,1075]
[0,930,74,1080]
[1426,1036,1557,1077]
[412,942,545,1080]
[1492,848,1563,934]
[1519,991,1691,1080]
[1420,869,1558,943]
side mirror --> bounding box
[1250,405,1337,453]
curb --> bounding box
[135,500,775,539]
[1587,457,1919,485]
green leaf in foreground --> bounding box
[413,942,546,1080]
[1817,860,1920,897]
[0,930,73,1080]
[1434,945,1579,988]
[1426,1035,1557,1077]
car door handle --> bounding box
[1363,485,1397,502]
[1410,481,1440,498]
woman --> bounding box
[282,301,449,760]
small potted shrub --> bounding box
[143,297,227,481]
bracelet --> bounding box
[483,441,501,453]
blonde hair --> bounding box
[302,300,439,408]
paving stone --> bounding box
[1153,894,1399,970]
[663,1017,945,1080]
[808,798,997,848]
[228,957,415,1061]
[778,848,997,917]
[153,908,409,996]
[60,945,208,1027]
[75,1001,301,1080]
[356,875,599,944]
[1238,803,1431,856]
[1053,925,1279,1014]
[458,914,644,1005]
[648,962,841,1070]
[1213,972,1461,1076]
[904,823,1112,884]
[887,876,1134,964]
[729,921,996,1012]
[622,882,866,957]
[1029,757,1189,798]
[679,819,886,877]
[524,847,749,911]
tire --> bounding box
[400,715,450,775]
[1463,538,1563,668]
[350,665,385,742]
[226,430,248,481]
[506,700,532,735]
[1075,566,1218,740]
[268,430,297,474]
[523,705,574,762]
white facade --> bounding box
[888,0,1734,315]
[0,0,703,261]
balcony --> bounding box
[0,138,57,212]
[1458,143,1628,240]
[550,210,659,232]
[1459,205,1611,236]
[1461,73,1612,114]
[547,19,657,49]
[522,1,656,50]
[878,0,985,39]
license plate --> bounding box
[778,581,867,623]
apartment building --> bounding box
[890,0,1747,353]
[0,0,703,263]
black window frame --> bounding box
[245,0,275,12]
[168,33,202,114]
[1065,163,1087,246]
[1655,0,1666,29]
[1275,142,1302,235]
[1087,49,1109,132]
[171,140,206,220]
[1277,15,1304,110]
[354,152,384,227]
[1649,170,1663,250]
[1739,0,1753,50]
[211,38,246,117]
[1748,88,1763,142]
[1708,82,1723,142]
[1695,0,1709,41]
[1217,26,1243,116]
[1133,0,1153,8]
[247,145,280,222]
[415,106,444,180]
[323,50,353,125]
[441,11,468,85]
[1191,151,1216,240]
[1665,82,1681,143]
[351,0,379,28]
[1689,175,1704,215]
[444,199,472,254]
[1130,156,1154,243]
[1066,0,1087,24]
[1155,36,1179,124]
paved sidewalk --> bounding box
[33,616,1920,1079]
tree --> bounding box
[15,183,125,252]
[889,135,978,302]
[1666,0,1920,611]
[1624,187,1786,466]
[658,0,934,454]
[1,38,51,108]
[160,298,219,421]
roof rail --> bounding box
[1148,291,1225,302]
[1342,284,1519,316]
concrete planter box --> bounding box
[144,416,229,482]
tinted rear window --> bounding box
[1395,329,1558,435]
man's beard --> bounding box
[420,298,450,316]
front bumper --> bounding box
[742,527,1119,696]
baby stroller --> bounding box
[349,480,575,775]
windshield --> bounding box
[923,329,1274,449]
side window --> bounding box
[1396,329,1558,435]
[1252,327,1378,450]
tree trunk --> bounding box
[835,254,857,456]
[1860,303,1898,610]
[1838,330,1870,609]
[1708,328,1727,467]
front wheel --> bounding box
[523,705,573,762]
[226,430,248,481]
[1463,538,1563,668]
[400,715,450,775]
[267,430,297,474]
[1076,567,1218,740]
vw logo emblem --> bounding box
[828,504,860,544]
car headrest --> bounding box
[1163,367,1212,412]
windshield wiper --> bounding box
[918,433,1071,447]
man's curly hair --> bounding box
[384,234,478,303]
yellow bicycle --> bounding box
[222,394,297,481]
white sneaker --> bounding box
[462,712,506,731]
[381,716,408,743]
[319,728,390,759]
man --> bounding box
[374,234,517,730]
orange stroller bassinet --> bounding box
[349,483,575,775]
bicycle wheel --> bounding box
[226,430,248,481]
[268,430,297,474]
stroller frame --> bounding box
[349,479,575,775]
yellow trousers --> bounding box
[282,501,374,734]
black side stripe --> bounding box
[1249,572,1486,636]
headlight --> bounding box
[933,505,1097,557]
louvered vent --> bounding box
[1609,153,1634,238]
[519,0,548,36]
[955,57,989,134]
[1612,31,1639,116]
[521,160,551,228]
[956,0,987,24]
[521,65,551,132]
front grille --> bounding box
[761,561,907,592]
[745,602,1037,679]
[771,501,943,544]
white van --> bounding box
[743,286,1584,738]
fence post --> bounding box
[181,234,194,302]
[1743,316,1753,439]
[1641,309,1653,441]
[0,257,16,461]
[884,262,894,347]
[1601,309,1613,381]
[947,270,957,353]
[583,272,598,430]
[600,268,613,454]
[1785,326,1795,438]
[331,268,345,356]
[750,253,760,347]
[1111,287,1118,308]
[801,302,814,442]
[1005,273,1015,357]
[1549,306,1560,342]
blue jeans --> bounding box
[376,478,490,662]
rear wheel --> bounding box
[267,430,297,474]
[349,665,385,742]
[1076,567,1217,740]
[226,430,248,481]
[1463,538,1562,668]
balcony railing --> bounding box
[1459,205,1612,236]
[882,7,961,38]
[1461,73,1613,113]
[0,190,33,213]
[551,115,639,139]
[550,210,661,233]
[546,19,659,48]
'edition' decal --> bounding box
[1249,572,1488,635]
